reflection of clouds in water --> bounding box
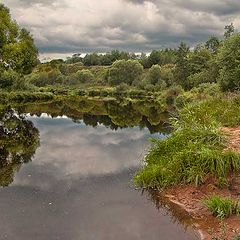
[2,116,198,240]
[14,117,151,186]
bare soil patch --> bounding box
[160,127,240,240]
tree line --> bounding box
[0,3,239,93]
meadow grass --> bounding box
[134,94,240,189]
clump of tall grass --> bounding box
[134,94,240,189]
[134,125,240,189]
[203,195,240,218]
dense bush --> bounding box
[0,70,20,89]
[28,69,64,87]
[75,69,94,84]
[108,60,143,86]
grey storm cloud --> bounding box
[2,0,240,56]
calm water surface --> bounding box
[0,102,199,240]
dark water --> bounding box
[0,100,199,240]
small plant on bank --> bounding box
[203,195,240,219]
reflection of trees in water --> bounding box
[16,98,172,134]
[107,101,142,127]
[83,114,119,130]
[139,116,171,134]
[0,108,40,187]
[143,189,194,231]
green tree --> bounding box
[0,4,38,74]
[148,64,162,85]
[109,50,121,62]
[217,33,240,91]
[147,50,161,68]
[109,50,130,62]
[189,45,211,74]
[139,52,148,68]
[224,23,235,39]
[158,49,177,65]
[100,54,112,65]
[65,53,82,64]
[160,64,175,86]
[108,60,143,86]
[205,36,221,53]
[83,53,100,66]
[174,42,191,89]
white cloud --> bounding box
[2,0,240,55]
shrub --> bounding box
[28,69,64,87]
[108,60,143,86]
[99,90,109,97]
[0,70,20,89]
[75,69,94,83]
[115,83,129,92]
[28,71,49,87]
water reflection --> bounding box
[144,189,195,230]
[15,98,172,134]
[0,101,198,240]
[23,117,152,181]
[0,108,39,187]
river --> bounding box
[0,99,199,240]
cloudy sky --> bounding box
[2,0,240,58]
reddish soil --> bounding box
[160,127,240,240]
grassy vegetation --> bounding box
[134,94,240,189]
[0,91,54,104]
[203,195,240,218]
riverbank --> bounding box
[158,126,240,239]
[163,173,240,240]
[134,94,240,240]
[170,127,240,239]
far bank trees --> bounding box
[108,60,143,86]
